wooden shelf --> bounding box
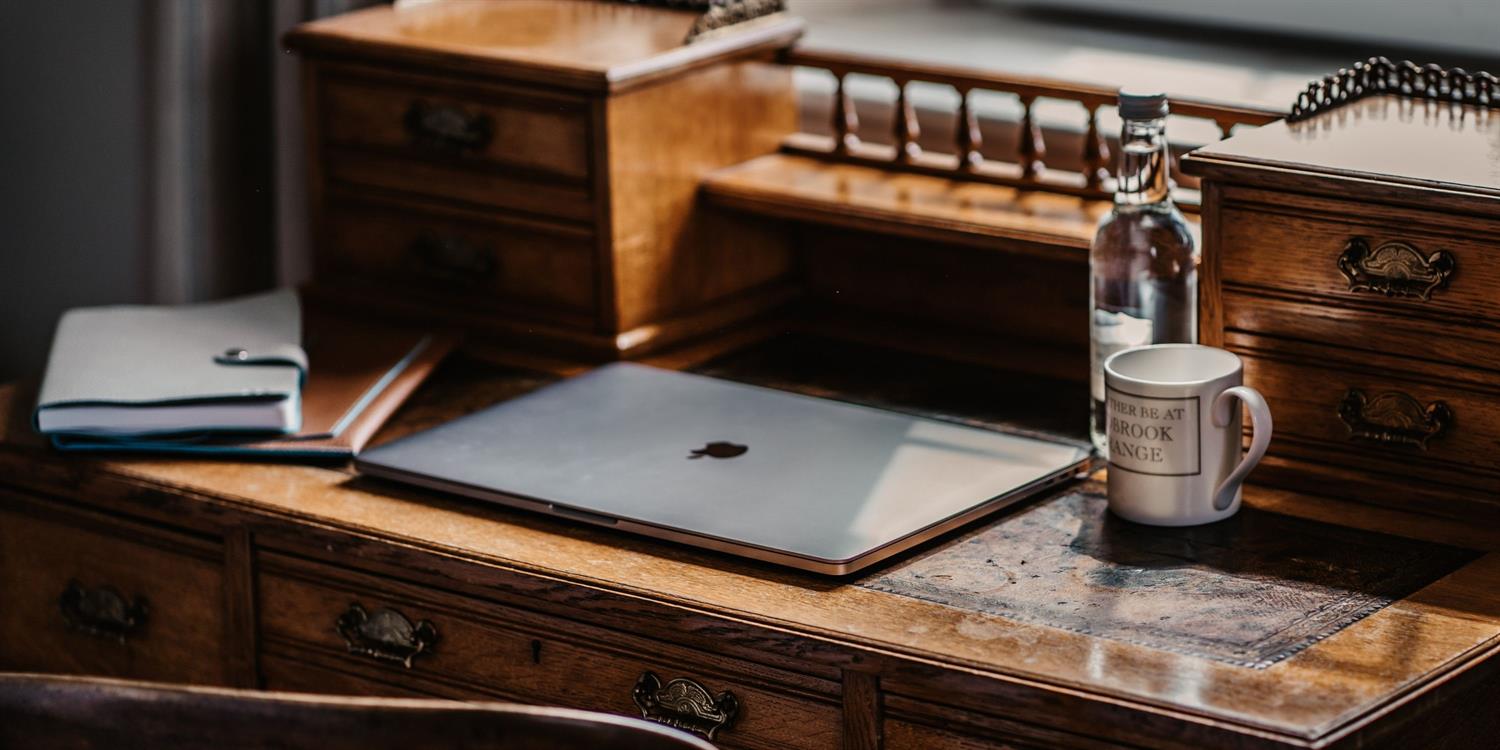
[702,153,1126,262]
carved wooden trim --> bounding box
[1290,57,1499,121]
[781,47,1281,202]
[682,0,789,42]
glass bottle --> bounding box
[1089,90,1199,455]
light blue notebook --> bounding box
[34,289,306,440]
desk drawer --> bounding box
[886,720,1037,750]
[0,494,227,684]
[321,194,598,325]
[887,719,1097,750]
[262,652,444,699]
[319,70,594,222]
[256,555,841,749]
[1223,291,1500,373]
[882,695,1126,750]
[1233,344,1500,492]
[323,72,591,181]
[1218,199,1500,324]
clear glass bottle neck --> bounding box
[1115,117,1171,207]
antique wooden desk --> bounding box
[3,337,1498,750]
[10,6,1500,746]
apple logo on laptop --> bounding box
[688,441,748,460]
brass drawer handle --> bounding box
[632,671,739,741]
[404,100,493,154]
[1338,388,1452,450]
[59,580,148,644]
[1337,237,1455,301]
[405,233,498,284]
[335,602,438,669]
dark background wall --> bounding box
[0,1,150,381]
[0,0,362,382]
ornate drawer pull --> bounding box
[406,233,498,284]
[335,602,438,669]
[632,671,739,741]
[59,580,148,644]
[404,100,493,154]
[1337,237,1455,301]
[1338,388,1452,450]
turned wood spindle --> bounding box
[955,87,983,171]
[894,79,921,163]
[1216,119,1236,140]
[1018,95,1046,179]
[832,72,859,155]
[1082,104,1110,190]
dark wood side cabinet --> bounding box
[3,344,1500,750]
[285,1,804,359]
[1184,93,1500,522]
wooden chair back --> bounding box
[0,673,719,750]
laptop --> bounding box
[357,363,1091,574]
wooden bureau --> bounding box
[1184,85,1500,522]
[3,337,1500,749]
[285,1,804,359]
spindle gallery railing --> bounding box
[780,48,1285,201]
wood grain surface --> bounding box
[0,492,230,687]
[1189,94,1500,523]
[603,59,797,332]
[284,1,806,94]
[702,153,1114,259]
[1217,196,1500,326]
[293,4,802,358]
[4,337,1500,748]
[321,64,593,181]
[1188,95,1500,200]
[320,193,600,322]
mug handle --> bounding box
[1212,386,1273,511]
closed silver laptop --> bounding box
[357,363,1090,574]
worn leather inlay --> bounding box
[859,481,1477,668]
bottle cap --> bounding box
[1118,89,1169,119]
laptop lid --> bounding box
[357,363,1090,574]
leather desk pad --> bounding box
[860,480,1477,668]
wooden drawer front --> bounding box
[1223,290,1500,373]
[881,697,1125,750]
[256,558,841,750]
[322,73,591,182]
[885,721,1127,750]
[319,72,594,222]
[262,653,444,700]
[1236,348,1500,481]
[325,72,588,180]
[1218,201,1500,323]
[321,196,597,324]
[885,720,1038,750]
[324,150,594,223]
[0,498,227,685]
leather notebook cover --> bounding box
[51,312,454,458]
[36,289,306,436]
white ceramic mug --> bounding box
[1103,344,1272,526]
